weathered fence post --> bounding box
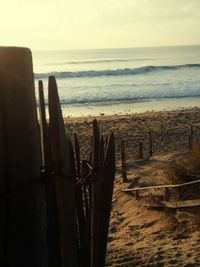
[0,107,6,264]
[38,80,60,267]
[188,135,192,150]
[0,47,47,266]
[164,188,170,201]
[81,160,92,226]
[91,119,101,267]
[148,131,153,157]
[74,133,81,178]
[69,136,90,267]
[135,190,140,200]
[139,141,143,159]
[120,140,127,182]
[190,125,194,148]
[98,133,115,267]
[48,76,79,267]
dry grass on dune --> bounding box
[167,145,200,184]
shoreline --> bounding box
[60,97,200,118]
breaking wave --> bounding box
[35,64,200,79]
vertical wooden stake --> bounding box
[120,140,127,182]
[48,75,79,267]
[98,132,115,267]
[0,105,6,265]
[0,47,48,267]
[91,119,101,267]
[164,188,170,201]
[69,137,90,267]
[188,135,192,150]
[135,190,140,200]
[139,141,143,159]
[74,133,81,178]
[100,136,105,169]
[38,80,60,267]
[190,125,194,149]
[148,131,153,157]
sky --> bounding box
[0,0,200,51]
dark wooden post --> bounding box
[81,160,91,224]
[139,141,143,159]
[48,76,79,267]
[148,131,153,157]
[190,125,194,148]
[91,119,101,267]
[135,190,140,200]
[120,140,127,182]
[98,133,115,267]
[100,136,105,169]
[81,160,92,267]
[164,188,170,201]
[38,80,60,267]
[188,135,192,150]
[0,108,6,264]
[74,133,81,178]
[0,47,48,266]
[69,137,90,267]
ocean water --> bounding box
[33,45,200,116]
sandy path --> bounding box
[106,153,200,267]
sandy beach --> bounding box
[65,107,200,267]
[65,107,200,160]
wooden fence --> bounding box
[0,47,115,267]
[119,124,199,183]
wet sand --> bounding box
[61,97,200,117]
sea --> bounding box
[33,45,200,117]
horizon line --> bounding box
[32,43,200,53]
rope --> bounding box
[0,173,45,200]
[74,162,99,186]
[0,164,96,199]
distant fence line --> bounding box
[66,123,200,164]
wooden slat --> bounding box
[48,75,79,267]
[81,160,91,250]
[100,136,105,169]
[74,133,81,178]
[98,133,115,267]
[163,199,200,208]
[0,47,48,267]
[0,104,6,265]
[120,140,127,182]
[122,179,200,192]
[38,80,60,267]
[69,138,90,267]
[91,119,101,267]
[139,141,143,159]
[190,125,194,147]
[148,131,153,157]
[145,199,200,209]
